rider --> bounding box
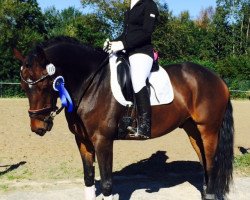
[104,0,159,139]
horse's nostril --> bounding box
[35,128,47,136]
[44,119,54,131]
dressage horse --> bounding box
[14,36,234,200]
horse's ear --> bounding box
[13,48,24,62]
[36,45,47,60]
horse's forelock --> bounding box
[25,50,37,68]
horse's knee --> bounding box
[101,179,112,196]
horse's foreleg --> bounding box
[75,135,96,200]
[95,137,114,200]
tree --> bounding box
[214,0,250,56]
[0,0,45,81]
[80,0,128,37]
[44,7,111,47]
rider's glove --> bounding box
[104,40,124,54]
[109,41,124,53]
[103,38,110,52]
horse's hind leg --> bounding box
[75,135,96,199]
[183,119,207,197]
[184,120,220,199]
[197,125,219,200]
[198,101,234,200]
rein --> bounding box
[76,55,109,107]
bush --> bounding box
[216,55,250,86]
[0,83,25,98]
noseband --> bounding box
[20,64,64,122]
[28,107,56,118]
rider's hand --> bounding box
[109,41,124,53]
[103,38,110,52]
[104,40,124,54]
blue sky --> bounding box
[37,0,216,18]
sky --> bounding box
[37,0,217,18]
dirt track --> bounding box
[0,99,249,199]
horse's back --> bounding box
[163,62,229,125]
[165,62,229,99]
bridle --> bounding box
[20,67,50,86]
[20,55,109,122]
[20,64,64,122]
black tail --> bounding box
[211,99,234,196]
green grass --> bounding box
[46,162,83,180]
[0,184,9,192]
[234,154,250,175]
[0,167,33,181]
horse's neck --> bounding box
[45,43,107,105]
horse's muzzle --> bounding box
[44,117,54,131]
[34,128,47,136]
[31,118,54,136]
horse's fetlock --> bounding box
[84,174,95,186]
[101,180,112,196]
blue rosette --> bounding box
[53,76,73,112]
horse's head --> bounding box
[14,46,59,136]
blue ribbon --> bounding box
[53,76,73,113]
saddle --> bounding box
[116,52,159,102]
[116,52,159,139]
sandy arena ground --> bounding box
[0,99,249,199]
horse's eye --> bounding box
[25,63,31,68]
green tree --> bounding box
[214,0,250,56]
[44,6,110,47]
[0,0,45,81]
[211,4,232,60]
[81,0,128,37]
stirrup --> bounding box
[127,126,150,139]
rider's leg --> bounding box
[128,53,153,139]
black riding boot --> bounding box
[127,86,151,139]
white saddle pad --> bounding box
[110,57,174,106]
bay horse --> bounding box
[14,36,234,200]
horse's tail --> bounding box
[211,99,234,196]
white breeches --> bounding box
[129,53,153,93]
[110,53,153,94]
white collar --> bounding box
[130,0,140,9]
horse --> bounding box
[14,36,234,200]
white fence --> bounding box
[0,82,249,98]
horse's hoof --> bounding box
[102,194,113,200]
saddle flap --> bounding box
[116,54,134,102]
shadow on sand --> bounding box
[0,161,26,176]
[96,151,204,200]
